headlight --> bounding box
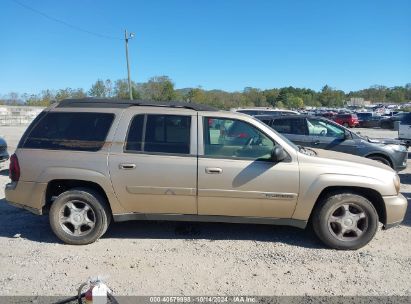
[394,174,400,194]
[387,144,407,152]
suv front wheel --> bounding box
[49,188,111,245]
[312,192,379,250]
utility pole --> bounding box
[124,29,135,100]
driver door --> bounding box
[307,118,357,154]
[197,116,299,219]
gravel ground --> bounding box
[0,126,410,297]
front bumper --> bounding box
[382,193,408,229]
[391,150,408,172]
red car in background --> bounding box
[333,113,359,128]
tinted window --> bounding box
[271,118,307,135]
[203,117,275,160]
[125,115,144,151]
[23,112,114,151]
[357,113,372,119]
[259,110,281,116]
[237,110,258,115]
[126,114,191,154]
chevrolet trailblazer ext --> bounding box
[5,99,408,249]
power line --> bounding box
[11,0,122,40]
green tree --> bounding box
[286,94,304,109]
[243,87,267,107]
[114,79,140,99]
[89,79,108,97]
[319,85,344,107]
[142,76,175,101]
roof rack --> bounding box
[56,98,218,111]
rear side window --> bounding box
[23,112,114,151]
[126,114,191,155]
[271,118,307,135]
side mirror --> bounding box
[344,131,351,140]
[271,146,288,162]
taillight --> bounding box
[9,153,20,182]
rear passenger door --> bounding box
[108,109,198,214]
[270,118,310,146]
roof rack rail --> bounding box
[56,98,218,111]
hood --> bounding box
[311,148,393,171]
[355,133,406,146]
[367,137,405,145]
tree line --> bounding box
[1,76,411,109]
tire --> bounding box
[367,155,392,168]
[312,192,379,250]
[49,188,111,245]
[343,123,349,128]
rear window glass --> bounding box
[23,112,114,151]
[271,118,307,135]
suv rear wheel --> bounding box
[49,188,111,245]
[312,192,378,250]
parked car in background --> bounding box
[4,98,407,250]
[257,115,408,171]
[398,113,411,145]
[380,113,407,129]
[356,112,373,120]
[0,136,9,164]
[234,107,299,116]
[318,111,337,120]
[333,113,359,128]
[358,116,384,128]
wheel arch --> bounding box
[44,179,116,214]
[364,152,393,168]
[309,186,386,226]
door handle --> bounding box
[205,167,223,174]
[119,163,136,170]
[313,140,320,145]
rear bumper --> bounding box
[4,181,47,215]
[382,193,408,229]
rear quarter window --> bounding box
[22,112,115,151]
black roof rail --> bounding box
[56,98,218,111]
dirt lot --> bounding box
[0,126,410,296]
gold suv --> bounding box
[5,98,408,249]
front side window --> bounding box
[126,114,191,155]
[203,117,275,160]
[307,119,344,138]
[23,112,114,151]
